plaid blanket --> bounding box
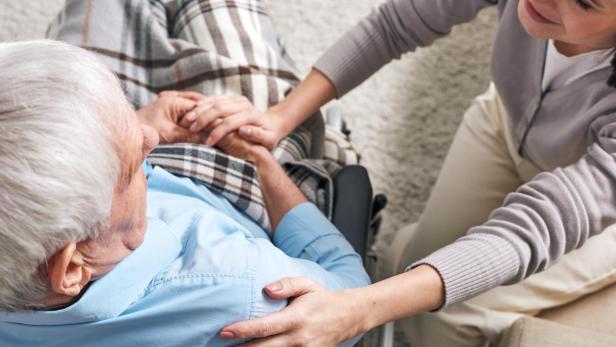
[47,0,358,231]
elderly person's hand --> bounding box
[137,91,206,144]
[215,129,265,163]
[179,95,289,150]
[139,90,271,161]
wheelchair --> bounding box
[325,107,393,347]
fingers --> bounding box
[238,126,276,149]
[162,97,198,124]
[180,101,213,128]
[155,92,200,124]
[220,278,317,340]
[159,90,207,102]
[181,101,224,130]
[263,277,319,299]
[181,97,253,132]
[235,335,292,347]
[221,309,299,340]
[173,97,199,115]
[156,93,266,146]
[205,112,259,146]
[175,90,208,101]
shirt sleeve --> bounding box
[272,202,371,290]
[314,0,497,97]
[412,115,616,307]
[247,202,370,313]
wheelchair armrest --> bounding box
[332,165,373,259]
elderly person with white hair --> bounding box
[0,40,369,346]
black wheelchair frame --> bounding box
[326,107,392,347]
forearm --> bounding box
[253,0,495,142]
[405,140,616,307]
[270,69,336,133]
[251,147,307,230]
[314,0,495,97]
[341,265,444,337]
[219,262,443,345]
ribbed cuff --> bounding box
[408,233,521,308]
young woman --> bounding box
[184,0,616,345]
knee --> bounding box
[397,304,494,347]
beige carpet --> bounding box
[0,1,497,345]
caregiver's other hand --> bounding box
[181,95,289,150]
[220,266,446,347]
[137,91,205,144]
[234,68,338,150]
[220,277,367,347]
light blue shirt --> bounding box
[0,162,370,346]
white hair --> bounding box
[0,40,132,311]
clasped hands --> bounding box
[136,90,285,161]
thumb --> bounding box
[172,97,198,115]
[239,126,277,149]
[263,277,318,299]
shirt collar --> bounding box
[0,161,176,325]
[1,179,180,326]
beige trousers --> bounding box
[384,84,616,347]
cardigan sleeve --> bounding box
[314,0,498,96]
[412,113,616,307]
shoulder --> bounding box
[104,270,256,346]
[141,233,293,319]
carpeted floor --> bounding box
[0,1,498,345]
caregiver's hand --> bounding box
[220,266,446,347]
[137,91,205,144]
[220,277,367,347]
[180,95,288,150]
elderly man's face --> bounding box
[77,113,160,279]
[45,110,160,307]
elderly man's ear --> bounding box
[47,242,92,297]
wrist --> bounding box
[268,104,294,139]
[250,145,274,166]
[359,266,445,329]
[341,288,377,337]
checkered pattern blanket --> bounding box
[47,0,359,231]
